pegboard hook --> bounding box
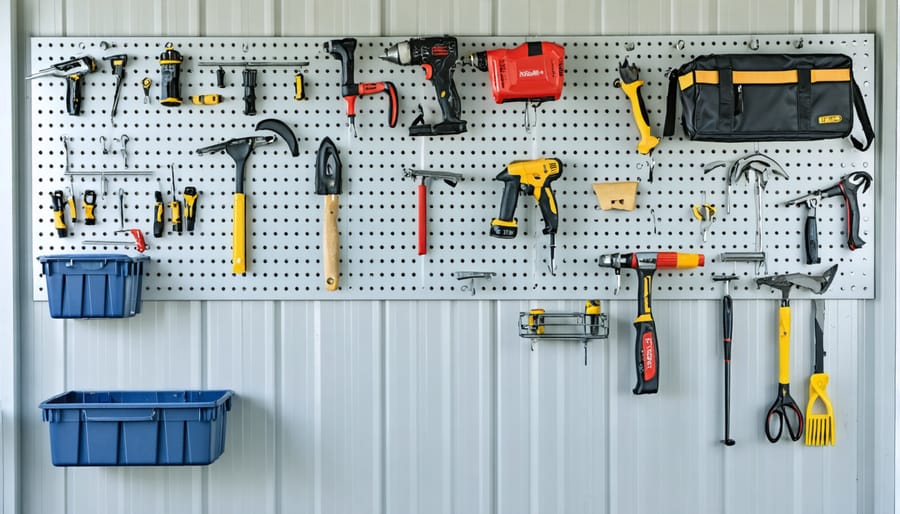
[454,271,496,296]
[748,37,760,51]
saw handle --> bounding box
[804,211,821,264]
[632,267,659,395]
[722,293,733,362]
[620,79,660,155]
[417,183,427,255]
[841,183,865,250]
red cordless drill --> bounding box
[599,252,705,395]
[325,38,399,136]
[381,36,467,136]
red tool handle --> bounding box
[417,183,427,255]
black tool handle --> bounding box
[153,191,164,237]
[434,68,464,124]
[66,74,83,115]
[804,212,821,264]
[242,69,258,116]
[537,184,559,235]
[723,294,733,361]
[842,184,865,250]
[633,267,659,394]
[327,38,357,91]
[489,169,520,238]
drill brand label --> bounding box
[818,114,843,124]
[519,69,544,78]
[431,45,450,57]
[641,331,656,380]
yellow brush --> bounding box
[805,299,835,446]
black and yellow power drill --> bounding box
[489,158,562,274]
[380,36,466,136]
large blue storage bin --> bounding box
[37,254,149,318]
[39,390,234,466]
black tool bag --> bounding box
[663,54,874,150]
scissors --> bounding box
[765,384,804,443]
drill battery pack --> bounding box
[472,42,565,104]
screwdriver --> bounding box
[50,190,67,237]
[169,164,182,233]
[153,190,165,237]
[83,189,97,225]
[183,186,198,231]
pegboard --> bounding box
[29,35,876,301]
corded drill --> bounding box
[380,36,466,136]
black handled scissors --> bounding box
[765,384,804,443]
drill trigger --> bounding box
[422,63,433,80]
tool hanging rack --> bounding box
[29,35,876,301]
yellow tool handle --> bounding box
[323,194,340,291]
[620,79,660,155]
[190,94,222,105]
[233,193,246,274]
[778,305,791,384]
[66,195,77,221]
[84,204,95,222]
[53,211,66,231]
[294,73,305,100]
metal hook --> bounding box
[624,42,635,52]
[99,136,109,155]
[117,135,129,168]
[453,271,496,296]
[676,40,685,51]
[748,38,760,51]
[242,42,249,53]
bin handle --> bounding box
[66,259,110,271]
[81,409,157,422]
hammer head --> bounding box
[756,264,838,299]
[403,169,463,187]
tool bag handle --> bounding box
[663,66,875,151]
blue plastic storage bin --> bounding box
[39,390,234,466]
[37,254,149,318]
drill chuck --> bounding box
[464,52,489,71]
[380,42,411,65]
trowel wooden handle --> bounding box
[324,194,340,291]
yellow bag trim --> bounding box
[811,68,851,83]
[679,68,851,90]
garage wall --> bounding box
[7,1,897,513]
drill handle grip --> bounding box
[66,74,83,115]
[496,170,521,226]
[434,73,464,124]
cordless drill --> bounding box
[381,36,466,136]
[26,56,97,115]
[490,158,562,274]
[158,42,183,107]
[599,252,705,395]
[325,38,399,135]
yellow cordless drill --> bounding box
[489,158,562,274]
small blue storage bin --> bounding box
[37,254,149,318]
[40,390,234,466]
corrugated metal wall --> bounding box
[10,0,897,513]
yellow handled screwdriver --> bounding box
[50,190,68,237]
[169,164,182,233]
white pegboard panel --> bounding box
[29,35,876,301]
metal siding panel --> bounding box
[318,301,382,514]
[204,0,275,36]
[205,301,277,514]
